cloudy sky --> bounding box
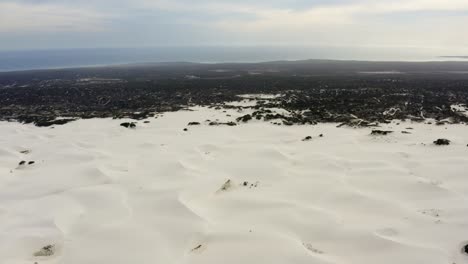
[1,0,468,51]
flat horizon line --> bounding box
[2,58,468,74]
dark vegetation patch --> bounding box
[1,61,468,126]
[120,122,136,128]
[371,130,394,136]
[33,244,55,257]
[433,139,451,145]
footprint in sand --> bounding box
[16,160,36,169]
[303,243,324,254]
[420,209,442,218]
[190,244,206,254]
[242,181,259,189]
[33,244,56,257]
[217,179,233,193]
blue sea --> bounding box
[0,46,465,72]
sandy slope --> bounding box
[1,106,468,264]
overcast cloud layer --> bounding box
[1,0,468,51]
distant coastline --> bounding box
[440,56,468,59]
[2,46,468,73]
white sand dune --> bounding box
[1,106,468,264]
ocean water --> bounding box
[0,46,465,72]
